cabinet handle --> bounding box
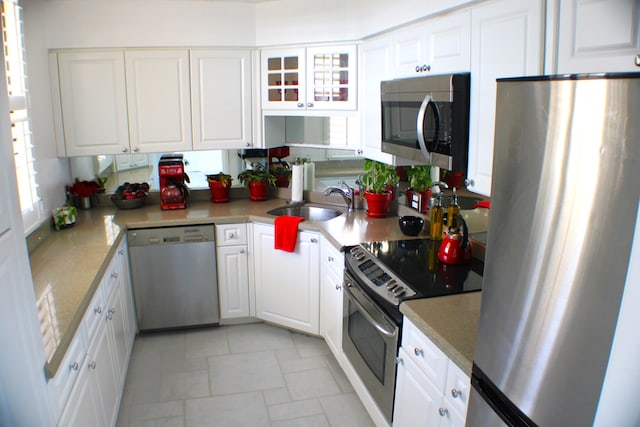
[229,233,235,238]
[307,102,314,108]
[107,313,113,321]
[111,272,118,279]
[118,249,125,255]
[464,178,475,188]
[94,306,102,315]
[415,65,421,73]
[132,147,140,153]
[108,308,115,315]
[395,357,403,365]
[414,347,424,357]
[328,256,334,262]
[310,238,318,243]
[438,408,448,417]
[239,249,245,254]
[356,149,363,155]
[297,102,304,108]
[69,362,79,371]
[423,64,431,72]
[88,361,97,370]
[635,54,640,67]
[121,147,128,153]
[335,284,342,291]
[451,388,462,399]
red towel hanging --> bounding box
[274,215,305,252]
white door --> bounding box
[217,245,250,319]
[253,223,320,335]
[125,49,192,153]
[191,49,253,150]
[57,359,103,427]
[426,9,471,74]
[466,0,544,196]
[557,0,640,73]
[57,50,129,156]
[306,45,357,110]
[392,22,429,78]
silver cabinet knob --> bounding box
[335,284,342,291]
[635,54,640,67]
[108,308,115,315]
[111,271,118,279]
[438,408,448,417]
[395,356,403,365]
[88,361,97,370]
[414,347,424,357]
[297,102,304,108]
[239,249,245,254]
[94,306,102,315]
[451,388,462,398]
[310,238,318,243]
[228,233,235,238]
[423,64,431,72]
[118,249,125,255]
[121,147,128,153]
[307,102,314,108]
[133,147,140,152]
[245,142,251,147]
[328,256,334,262]
[415,65,421,73]
[69,362,79,371]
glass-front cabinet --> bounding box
[261,45,356,111]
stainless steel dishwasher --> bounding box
[128,224,219,331]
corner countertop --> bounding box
[400,292,482,376]
[31,196,484,378]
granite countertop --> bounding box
[31,195,485,378]
[400,293,482,376]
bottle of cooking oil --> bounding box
[447,187,460,230]
[430,193,444,240]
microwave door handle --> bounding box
[344,285,396,338]
[416,94,440,161]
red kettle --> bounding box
[438,214,472,264]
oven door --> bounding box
[342,270,399,422]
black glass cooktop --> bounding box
[359,238,484,299]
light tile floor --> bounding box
[116,322,375,427]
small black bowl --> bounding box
[399,215,424,236]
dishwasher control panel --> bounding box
[128,224,215,247]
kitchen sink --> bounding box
[267,205,343,221]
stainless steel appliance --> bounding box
[381,73,470,172]
[342,239,483,422]
[128,225,219,331]
[468,73,640,426]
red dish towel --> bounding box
[274,215,306,252]
[473,201,491,209]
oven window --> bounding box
[347,300,386,383]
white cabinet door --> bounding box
[216,245,250,319]
[56,50,129,156]
[306,45,357,110]
[557,0,640,73]
[125,49,192,153]
[320,238,344,359]
[426,9,471,74]
[393,347,443,427]
[359,36,396,163]
[116,241,136,351]
[191,49,253,150]
[57,356,104,427]
[105,279,130,390]
[253,223,320,335]
[466,0,544,196]
[392,23,429,78]
[262,47,307,110]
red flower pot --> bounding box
[365,191,392,218]
[208,179,232,203]
[248,180,269,201]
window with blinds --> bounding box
[2,0,42,233]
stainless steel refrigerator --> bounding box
[467,74,640,426]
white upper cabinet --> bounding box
[557,0,640,73]
[261,45,357,111]
[392,9,471,78]
[191,49,253,150]
[55,50,130,156]
[466,0,544,196]
[125,49,192,153]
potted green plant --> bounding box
[238,164,276,201]
[361,159,398,217]
[206,172,233,203]
[406,165,432,214]
[269,164,291,188]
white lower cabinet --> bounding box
[393,317,469,427]
[216,224,251,319]
[56,238,135,426]
[320,238,344,358]
[252,223,320,335]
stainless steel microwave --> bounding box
[381,73,470,173]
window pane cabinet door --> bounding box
[262,47,306,110]
[306,45,356,110]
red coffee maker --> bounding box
[159,154,189,210]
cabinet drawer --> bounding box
[401,317,449,390]
[216,223,247,246]
[82,284,105,341]
[49,326,87,420]
[445,359,470,418]
[101,254,120,302]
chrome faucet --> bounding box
[323,181,355,210]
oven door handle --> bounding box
[344,284,397,338]
[416,94,440,162]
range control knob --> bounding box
[393,287,406,297]
[386,280,397,290]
